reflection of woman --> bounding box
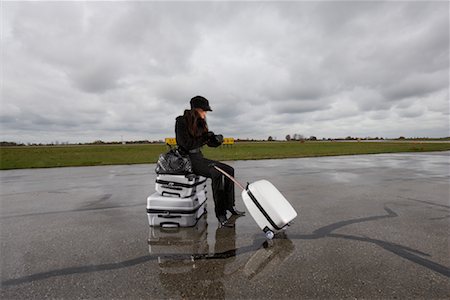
[175,96,245,227]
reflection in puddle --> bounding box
[275,153,450,184]
[148,216,295,298]
[327,171,359,183]
[243,233,294,280]
[148,215,209,274]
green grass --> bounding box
[1,141,450,170]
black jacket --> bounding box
[175,111,222,152]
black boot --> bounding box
[218,215,234,228]
[228,207,245,216]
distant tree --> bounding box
[0,141,20,146]
[286,134,291,141]
[268,136,273,141]
[399,136,405,140]
[309,136,317,141]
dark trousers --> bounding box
[189,153,235,218]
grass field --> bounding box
[1,141,450,170]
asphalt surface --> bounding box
[1,152,449,299]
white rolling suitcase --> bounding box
[214,166,297,239]
[155,174,207,198]
[242,180,297,239]
[147,189,207,227]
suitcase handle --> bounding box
[160,222,181,228]
[213,165,245,191]
[161,191,182,197]
[159,226,181,233]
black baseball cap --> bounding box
[190,95,212,111]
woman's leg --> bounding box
[189,154,228,220]
[200,159,244,216]
[210,161,235,210]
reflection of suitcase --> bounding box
[155,174,207,198]
[148,215,208,249]
[244,237,294,279]
[214,166,297,239]
[147,190,207,227]
[148,215,208,273]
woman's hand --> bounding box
[207,132,223,147]
[214,134,223,144]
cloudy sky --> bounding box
[1,1,449,143]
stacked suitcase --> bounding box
[147,173,208,227]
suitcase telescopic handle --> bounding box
[213,165,245,191]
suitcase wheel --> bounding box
[265,230,274,240]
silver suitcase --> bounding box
[214,166,297,239]
[147,189,207,227]
[155,174,207,198]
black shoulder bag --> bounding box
[155,147,193,175]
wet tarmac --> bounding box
[1,152,449,299]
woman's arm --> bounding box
[207,132,223,147]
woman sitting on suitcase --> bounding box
[175,95,245,228]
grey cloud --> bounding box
[109,3,205,76]
[0,115,17,125]
[2,1,449,143]
[313,2,385,31]
[272,100,330,114]
[396,107,425,119]
[9,2,203,94]
[382,70,448,101]
[69,62,123,93]
[367,111,392,121]
[10,3,126,94]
